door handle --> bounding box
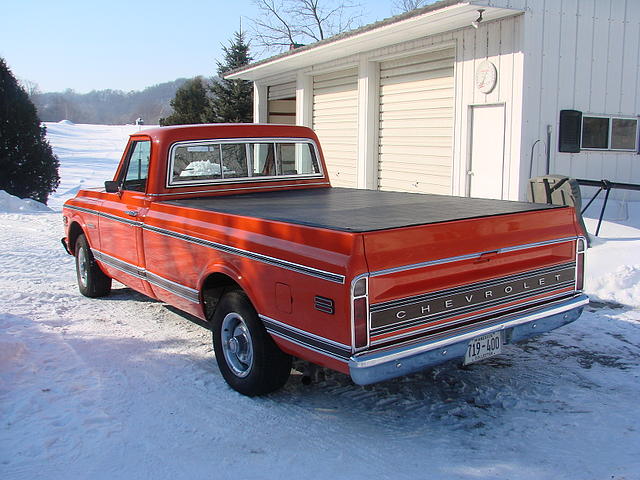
[124,210,138,217]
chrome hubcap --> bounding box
[221,313,253,378]
[78,246,88,287]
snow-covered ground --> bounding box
[1,123,639,480]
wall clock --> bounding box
[476,60,497,94]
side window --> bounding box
[122,141,151,191]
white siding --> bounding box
[312,68,359,187]
[503,0,640,200]
[378,48,455,194]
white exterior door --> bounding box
[378,48,455,194]
[312,68,358,188]
[468,104,506,199]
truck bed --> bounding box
[163,187,561,233]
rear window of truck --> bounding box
[168,139,322,187]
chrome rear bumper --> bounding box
[349,294,588,385]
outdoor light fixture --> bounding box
[471,9,484,29]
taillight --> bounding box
[352,277,369,349]
[576,238,586,291]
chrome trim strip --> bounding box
[575,236,587,292]
[65,203,345,284]
[147,182,331,196]
[166,137,325,189]
[350,294,589,369]
[143,223,345,284]
[260,314,351,361]
[65,204,142,227]
[350,273,370,352]
[369,237,579,278]
[92,249,200,303]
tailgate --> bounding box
[361,207,584,348]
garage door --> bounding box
[268,81,296,125]
[313,68,358,188]
[378,48,455,194]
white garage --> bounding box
[229,0,640,202]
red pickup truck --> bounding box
[62,124,588,396]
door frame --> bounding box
[466,102,507,199]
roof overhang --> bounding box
[227,1,524,82]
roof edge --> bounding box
[225,0,466,79]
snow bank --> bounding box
[587,265,640,307]
[583,215,640,308]
[0,190,52,213]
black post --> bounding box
[581,186,603,215]
[595,184,612,237]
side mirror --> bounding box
[104,180,120,193]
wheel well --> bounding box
[202,273,241,321]
[67,222,84,255]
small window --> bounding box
[169,139,322,186]
[611,118,637,150]
[582,117,609,149]
[122,141,151,191]
[581,115,638,152]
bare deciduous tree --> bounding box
[392,0,435,14]
[250,0,362,53]
[19,78,41,98]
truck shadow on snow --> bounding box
[259,307,640,433]
[97,287,639,433]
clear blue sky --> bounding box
[1,0,400,93]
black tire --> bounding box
[212,290,292,396]
[75,234,112,298]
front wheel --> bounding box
[75,234,112,298]
[212,290,291,396]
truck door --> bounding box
[97,139,151,294]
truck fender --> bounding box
[198,264,262,322]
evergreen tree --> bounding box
[206,30,253,123]
[159,76,209,126]
[0,58,59,204]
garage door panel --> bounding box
[379,119,453,131]
[379,77,453,95]
[380,145,452,157]
[381,48,455,70]
[380,88,454,103]
[380,93,454,107]
[378,179,451,195]
[313,68,358,188]
[381,66,454,85]
[378,49,454,195]
[380,108,453,121]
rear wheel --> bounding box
[75,234,112,298]
[212,290,291,396]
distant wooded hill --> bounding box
[32,78,213,125]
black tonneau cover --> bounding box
[163,187,561,233]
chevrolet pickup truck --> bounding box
[62,124,588,396]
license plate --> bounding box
[464,331,503,365]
